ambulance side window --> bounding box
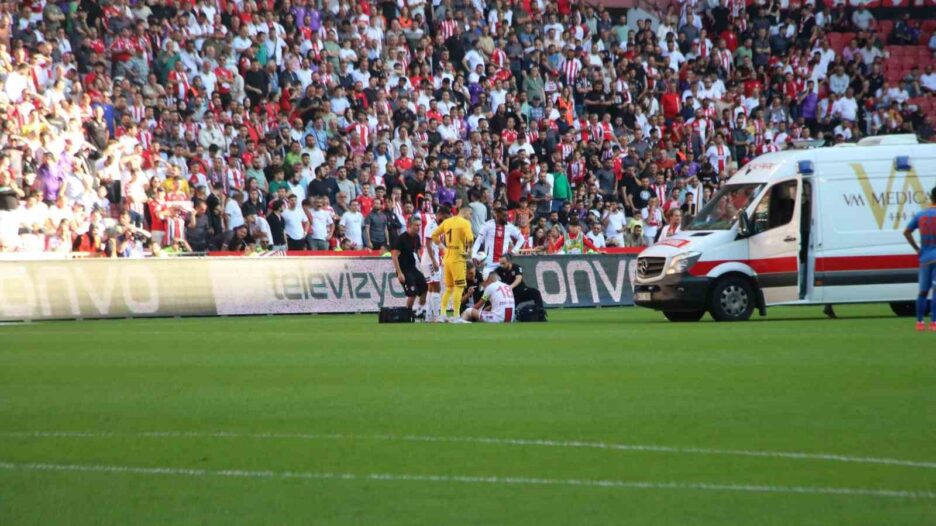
[752,180,797,235]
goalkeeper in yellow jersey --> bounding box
[431,206,474,321]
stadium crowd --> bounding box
[0,0,934,257]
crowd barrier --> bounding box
[0,254,639,321]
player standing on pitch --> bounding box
[472,207,524,278]
[391,216,429,320]
[904,185,936,332]
[420,204,449,322]
[431,205,474,322]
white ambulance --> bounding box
[633,134,936,321]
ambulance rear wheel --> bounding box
[709,277,755,322]
[890,301,924,317]
[663,310,706,322]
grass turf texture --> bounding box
[0,305,934,525]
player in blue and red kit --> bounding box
[904,186,936,332]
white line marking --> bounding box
[0,461,931,499]
[2,431,935,470]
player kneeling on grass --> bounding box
[392,216,428,320]
[461,269,516,323]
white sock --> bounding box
[427,292,439,321]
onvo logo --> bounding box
[530,257,636,307]
[0,263,160,320]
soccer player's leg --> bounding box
[461,307,481,322]
[440,264,455,320]
[917,261,936,331]
[450,262,467,318]
[407,272,429,320]
[421,260,440,321]
[479,310,505,323]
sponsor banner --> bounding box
[0,259,216,321]
[0,255,636,321]
[209,257,407,315]
[513,254,638,308]
[0,257,408,321]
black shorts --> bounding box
[403,271,428,298]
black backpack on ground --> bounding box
[378,307,414,323]
[515,301,547,322]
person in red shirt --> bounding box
[719,23,739,53]
[148,187,169,246]
[506,163,528,207]
[660,82,681,121]
[500,118,519,145]
[394,144,414,172]
[357,182,374,217]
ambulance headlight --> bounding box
[666,251,702,275]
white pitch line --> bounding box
[0,461,932,500]
[2,430,935,470]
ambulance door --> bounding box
[746,179,801,305]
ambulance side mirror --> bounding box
[737,211,751,238]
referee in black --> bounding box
[391,216,428,319]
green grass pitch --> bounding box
[0,305,934,525]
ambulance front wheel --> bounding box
[709,277,755,322]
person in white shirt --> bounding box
[418,205,448,323]
[705,134,732,175]
[921,65,936,94]
[831,88,858,122]
[507,135,536,157]
[462,48,485,74]
[198,115,226,150]
[339,200,365,249]
[851,7,875,32]
[663,41,685,72]
[244,207,272,247]
[640,198,663,245]
[585,222,606,249]
[471,208,524,278]
[461,271,516,323]
[282,194,308,250]
[832,120,853,141]
[308,196,334,250]
[224,191,245,230]
[603,201,627,247]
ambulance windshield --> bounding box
[685,183,765,231]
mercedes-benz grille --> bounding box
[636,257,666,279]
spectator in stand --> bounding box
[282,194,308,251]
[340,200,365,250]
[364,198,390,251]
[267,199,287,251]
[658,209,683,243]
[0,0,928,260]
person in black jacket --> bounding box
[267,199,287,250]
[495,254,543,309]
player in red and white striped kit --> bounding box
[461,272,516,324]
[420,205,449,322]
[471,208,523,278]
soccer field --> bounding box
[0,305,934,525]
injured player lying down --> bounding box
[460,268,516,323]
